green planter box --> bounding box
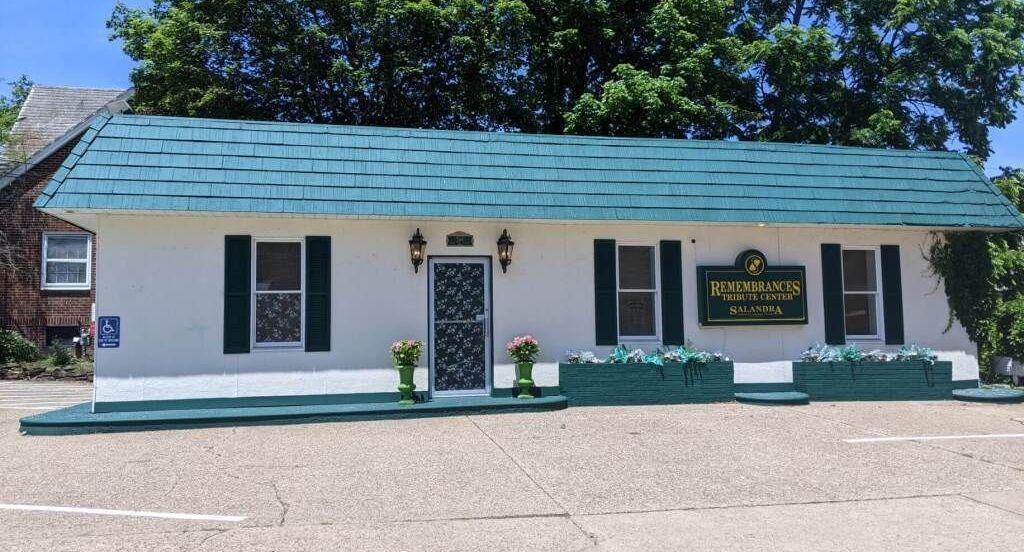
[558,362,734,406]
[792,361,954,401]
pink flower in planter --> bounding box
[507,335,540,364]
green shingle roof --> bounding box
[36,113,1024,229]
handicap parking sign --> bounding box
[97,316,120,348]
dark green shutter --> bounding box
[821,243,845,345]
[659,240,684,345]
[594,239,617,346]
[880,245,905,345]
[305,236,331,352]
[223,235,251,354]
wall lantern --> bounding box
[497,229,514,273]
[409,228,427,273]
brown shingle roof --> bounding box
[1,85,131,177]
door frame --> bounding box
[427,256,494,397]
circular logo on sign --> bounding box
[743,252,766,276]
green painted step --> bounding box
[734,391,810,405]
[952,387,1024,404]
[20,395,568,436]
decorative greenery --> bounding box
[566,344,727,366]
[799,344,937,365]
[506,335,540,364]
[390,339,424,367]
[661,345,728,365]
[928,168,1024,381]
[565,350,601,364]
[48,341,76,367]
[0,329,40,364]
[894,345,939,365]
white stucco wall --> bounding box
[92,214,978,404]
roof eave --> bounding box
[35,206,1024,233]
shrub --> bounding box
[390,339,423,367]
[506,335,540,364]
[0,329,41,364]
[994,297,1024,359]
[49,341,76,367]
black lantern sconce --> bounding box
[497,229,514,273]
[409,228,426,273]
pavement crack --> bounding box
[267,480,290,526]
[959,493,1024,519]
[163,473,181,499]
[393,512,572,524]
[575,491,967,518]
[190,528,229,551]
[466,416,600,547]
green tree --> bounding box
[0,75,33,161]
[564,0,757,138]
[111,1,1024,152]
[743,0,1024,159]
[929,167,1024,380]
[109,0,534,129]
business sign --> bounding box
[97,316,120,348]
[697,250,807,326]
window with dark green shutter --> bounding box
[660,240,684,345]
[880,245,904,345]
[305,236,331,352]
[594,239,617,345]
[821,244,845,345]
[224,235,252,354]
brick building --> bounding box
[0,86,131,349]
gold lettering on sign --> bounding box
[709,280,802,297]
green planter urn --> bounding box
[397,364,416,405]
[516,362,535,399]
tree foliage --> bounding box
[929,167,1024,379]
[110,0,1024,158]
[0,75,33,159]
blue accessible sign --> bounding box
[97,316,120,348]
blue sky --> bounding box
[1,0,1021,175]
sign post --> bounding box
[697,250,808,326]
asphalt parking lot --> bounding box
[1,396,1024,551]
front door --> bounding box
[429,257,491,396]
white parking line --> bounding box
[0,397,91,402]
[0,504,247,522]
[845,433,1024,443]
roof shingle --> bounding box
[35,114,1024,229]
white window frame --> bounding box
[251,237,305,349]
[40,232,92,291]
[616,242,661,342]
[841,245,885,342]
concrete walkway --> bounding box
[1,401,1023,550]
[0,381,91,411]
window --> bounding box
[46,326,81,348]
[41,233,91,290]
[842,247,883,339]
[617,245,659,339]
[253,239,303,347]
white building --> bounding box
[35,114,1023,411]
